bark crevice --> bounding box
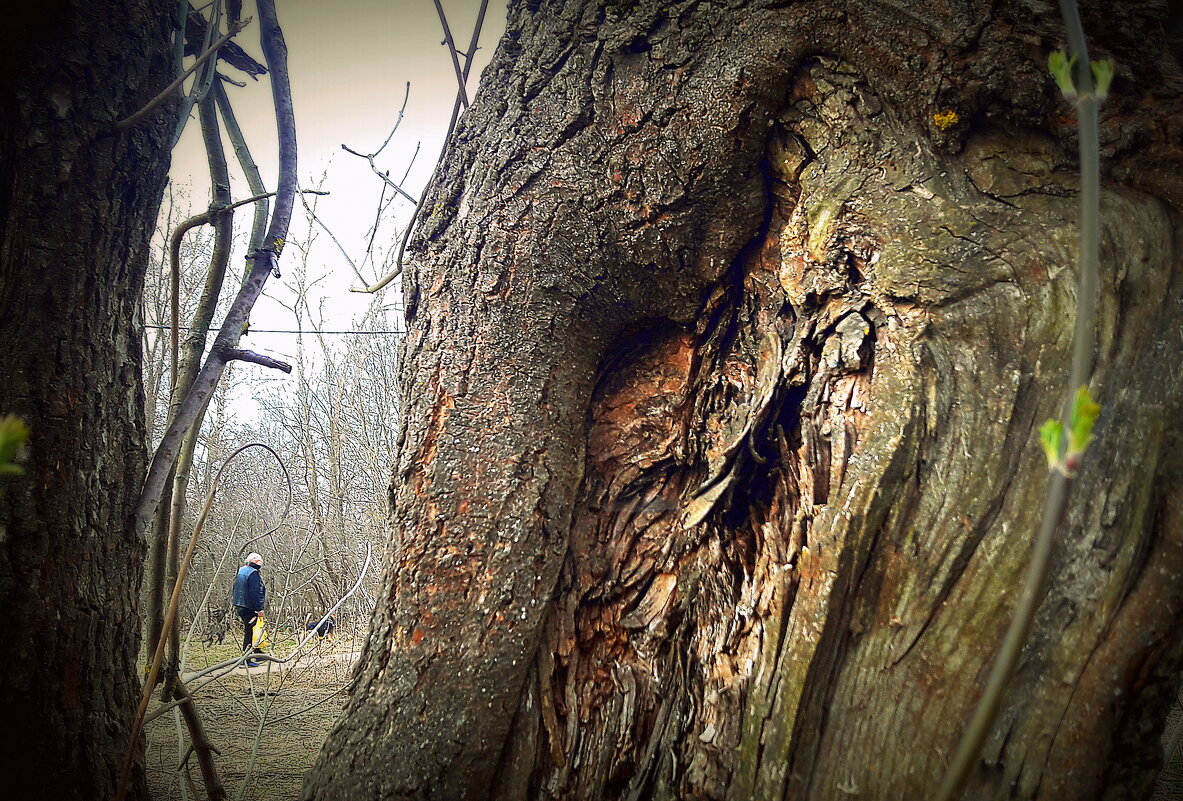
[306,2,1183,799]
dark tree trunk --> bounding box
[307,1,1183,799]
[0,3,176,799]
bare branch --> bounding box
[116,18,249,131]
[340,144,418,204]
[171,0,190,84]
[353,0,489,294]
[450,0,490,122]
[432,0,470,109]
[171,1,227,147]
[169,1,221,146]
[298,190,371,288]
[120,443,292,801]
[172,679,227,801]
[214,78,271,255]
[224,349,293,372]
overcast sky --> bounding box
[169,0,505,330]
[163,0,506,421]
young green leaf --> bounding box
[1067,386,1101,457]
[1090,58,1116,101]
[1039,419,1064,471]
[0,414,30,475]
[1048,50,1078,102]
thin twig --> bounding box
[400,141,422,186]
[373,81,411,159]
[352,0,488,293]
[934,1,1100,797]
[263,686,347,726]
[298,190,371,288]
[341,144,418,203]
[288,544,373,655]
[120,443,291,800]
[339,82,417,203]
[233,687,274,801]
[362,182,390,272]
[116,18,248,131]
[433,0,470,109]
[179,508,247,669]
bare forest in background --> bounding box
[140,184,400,637]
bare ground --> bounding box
[144,632,359,800]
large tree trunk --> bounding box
[0,3,176,799]
[307,1,1183,798]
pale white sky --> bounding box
[169,0,503,317]
[167,0,505,412]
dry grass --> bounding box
[144,630,361,800]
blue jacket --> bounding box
[232,564,265,611]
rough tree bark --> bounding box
[0,2,177,799]
[307,1,1183,799]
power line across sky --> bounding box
[142,324,405,336]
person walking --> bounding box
[232,552,267,667]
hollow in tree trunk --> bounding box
[306,1,1183,798]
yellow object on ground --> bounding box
[252,614,270,651]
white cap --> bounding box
[245,553,263,565]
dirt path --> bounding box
[144,635,360,800]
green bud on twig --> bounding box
[0,414,30,475]
[1048,50,1078,102]
[1039,419,1064,471]
[1066,385,1101,460]
[1090,58,1115,101]
[1049,50,1117,105]
[1037,386,1101,475]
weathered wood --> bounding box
[306,1,1183,799]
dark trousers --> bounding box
[236,606,259,652]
